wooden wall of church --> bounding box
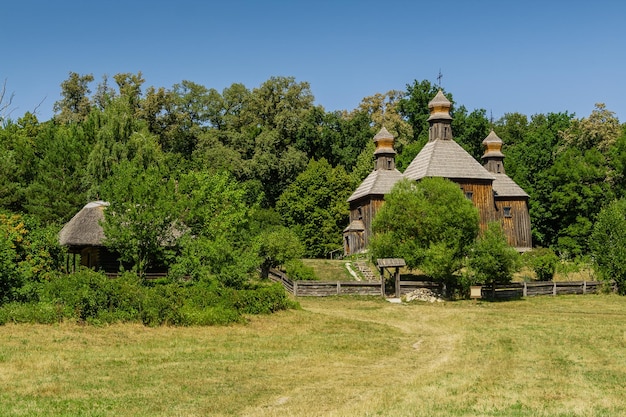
[348,196,386,252]
[495,199,532,250]
[455,180,497,231]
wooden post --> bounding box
[380,270,385,297]
[553,281,557,296]
[293,281,298,297]
[337,282,341,295]
[583,280,587,294]
[523,281,527,297]
[395,267,401,298]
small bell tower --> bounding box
[427,90,453,142]
[373,126,397,171]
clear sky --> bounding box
[2,0,625,123]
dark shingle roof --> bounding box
[348,169,403,202]
[403,139,495,181]
[492,173,529,198]
[343,219,365,232]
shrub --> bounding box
[525,248,559,281]
[0,302,65,324]
[284,259,317,281]
[590,198,626,294]
[467,222,520,286]
[233,284,296,315]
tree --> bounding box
[24,123,90,224]
[0,212,64,304]
[452,106,490,160]
[466,222,520,285]
[53,72,94,124]
[255,226,304,279]
[589,198,626,294]
[276,158,352,258]
[353,91,413,152]
[397,79,441,143]
[101,161,180,277]
[370,178,479,289]
[172,170,258,287]
[496,112,574,247]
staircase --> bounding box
[353,261,377,281]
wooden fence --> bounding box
[481,281,603,300]
[270,268,604,300]
[398,280,442,295]
[269,269,383,296]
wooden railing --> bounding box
[268,269,383,296]
[481,281,603,300]
[270,268,605,299]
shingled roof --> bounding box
[403,139,496,181]
[492,173,529,198]
[59,201,109,247]
[348,168,403,202]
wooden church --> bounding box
[343,90,532,255]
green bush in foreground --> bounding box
[590,198,626,294]
[0,269,295,326]
[524,247,559,281]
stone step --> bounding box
[353,261,377,281]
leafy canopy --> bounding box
[370,177,479,284]
[589,198,626,294]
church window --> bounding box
[465,191,474,201]
[503,206,512,217]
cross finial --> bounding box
[437,69,443,89]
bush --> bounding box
[467,222,520,286]
[232,284,296,315]
[0,301,66,324]
[525,248,559,281]
[284,259,317,280]
[1,268,296,326]
[589,198,626,294]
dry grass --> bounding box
[1,295,625,416]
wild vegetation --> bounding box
[1,295,625,416]
[1,72,626,318]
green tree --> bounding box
[101,161,180,277]
[496,112,573,247]
[24,123,90,224]
[452,106,490,160]
[589,198,626,294]
[255,226,304,279]
[467,222,520,285]
[276,158,352,258]
[0,212,64,304]
[370,178,479,290]
[53,72,94,124]
[397,79,441,143]
[172,170,257,287]
[0,115,39,212]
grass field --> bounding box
[1,295,625,416]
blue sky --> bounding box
[2,0,625,123]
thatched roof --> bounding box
[403,139,495,181]
[348,168,403,202]
[59,201,109,247]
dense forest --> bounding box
[1,72,626,322]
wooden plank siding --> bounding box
[348,195,385,251]
[455,179,497,230]
[495,198,532,250]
